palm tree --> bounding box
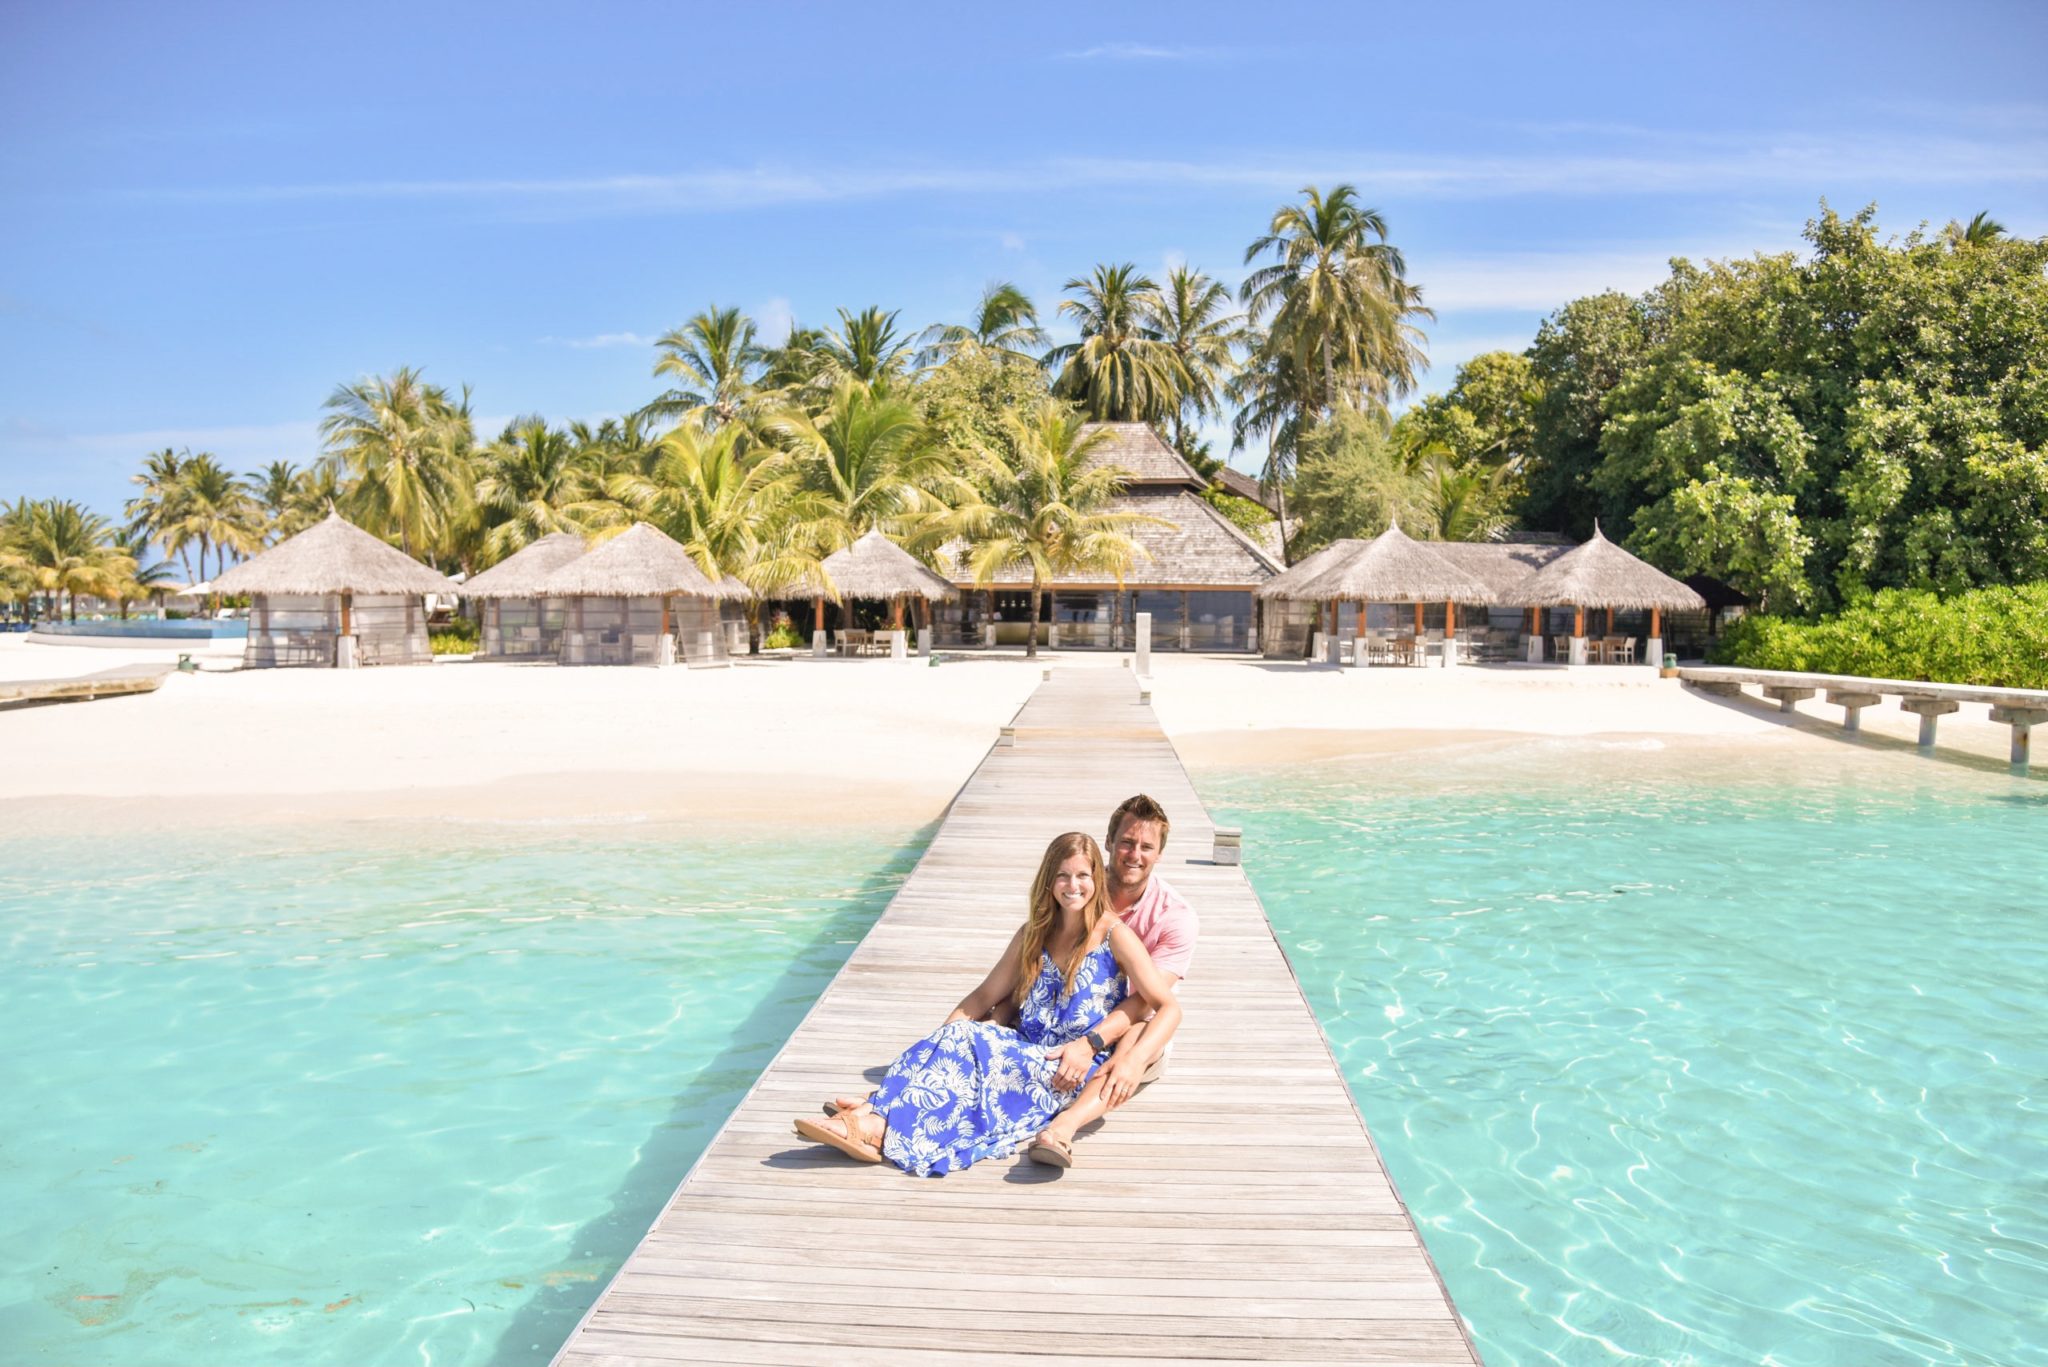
[319,367,475,561]
[943,400,1162,659]
[773,382,957,547]
[1946,211,2008,248]
[125,447,193,580]
[1046,264,1186,422]
[569,414,661,481]
[12,499,133,621]
[1241,184,1431,415]
[474,417,601,562]
[1145,266,1246,459]
[816,307,915,391]
[757,324,834,405]
[110,529,175,619]
[1416,451,1519,542]
[243,460,303,544]
[604,424,831,647]
[169,454,262,580]
[1227,335,1313,562]
[916,282,1048,369]
[648,306,764,429]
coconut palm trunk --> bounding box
[1027,570,1044,660]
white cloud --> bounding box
[538,331,657,349]
[754,296,795,346]
[118,125,2047,220]
[1056,43,1216,61]
[998,231,1027,252]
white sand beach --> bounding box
[1,636,2028,835]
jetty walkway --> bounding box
[553,667,1475,1366]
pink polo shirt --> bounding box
[1118,873,1197,980]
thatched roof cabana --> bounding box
[1255,539,1366,600]
[1508,525,1706,612]
[1289,523,1494,604]
[461,532,588,598]
[786,531,957,603]
[1425,542,1570,602]
[531,523,748,601]
[212,511,457,597]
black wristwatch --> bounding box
[1086,1030,1108,1053]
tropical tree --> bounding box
[10,499,133,621]
[1945,211,2007,248]
[916,282,1048,369]
[569,413,661,482]
[168,454,261,579]
[1415,450,1519,542]
[125,447,193,580]
[319,367,475,562]
[1046,264,1185,422]
[109,528,176,619]
[472,417,603,563]
[0,500,33,614]
[1240,184,1431,416]
[943,400,1161,659]
[1145,266,1246,459]
[815,307,916,391]
[1226,335,1314,560]
[773,382,958,548]
[757,324,834,405]
[647,305,765,430]
[243,460,305,544]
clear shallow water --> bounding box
[1205,742,2047,1367]
[0,822,919,1366]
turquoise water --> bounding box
[1206,742,2047,1367]
[0,821,919,1366]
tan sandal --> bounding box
[793,1112,883,1163]
[1026,1132,1074,1168]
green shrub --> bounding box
[429,618,479,656]
[1710,583,2048,688]
[762,622,805,650]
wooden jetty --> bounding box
[0,663,169,708]
[553,667,1475,1366]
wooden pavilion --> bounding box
[783,529,957,659]
[937,422,1281,651]
[459,532,587,660]
[528,523,750,666]
[1507,523,1706,665]
[1272,522,1494,666]
[211,511,456,668]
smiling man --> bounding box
[1025,793,1198,1167]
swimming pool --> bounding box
[1205,742,2047,1367]
[0,821,921,1366]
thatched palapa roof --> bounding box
[1078,422,1206,489]
[1508,525,1707,611]
[943,489,1282,589]
[785,530,957,602]
[1255,539,1366,600]
[1426,542,1570,601]
[460,532,588,599]
[1289,523,1494,604]
[211,512,458,597]
[531,523,750,600]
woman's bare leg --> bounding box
[1037,1072,1111,1149]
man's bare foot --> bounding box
[822,1095,871,1117]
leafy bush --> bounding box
[762,622,805,650]
[1709,583,2048,688]
[429,618,479,656]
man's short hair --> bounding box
[1107,794,1171,850]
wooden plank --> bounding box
[550,669,1475,1365]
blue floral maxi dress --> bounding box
[866,940,1128,1177]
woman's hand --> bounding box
[1047,1038,1094,1091]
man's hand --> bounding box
[1099,1050,1147,1110]
[1048,1038,1094,1091]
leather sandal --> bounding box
[1026,1132,1074,1168]
[793,1113,882,1163]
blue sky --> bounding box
[4,0,2045,520]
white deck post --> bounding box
[811,628,828,658]
[1826,689,1883,733]
[1441,633,1460,668]
[1211,827,1242,865]
[1568,635,1588,665]
[1135,612,1152,678]
[889,629,907,660]
[1351,623,1368,669]
[334,634,359,669]
[1645,637,1664,668]
[1525,634,1544,663]
[1990,705,2048,775]
[1898,696,1959,749]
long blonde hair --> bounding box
[1014,832,1111,1006]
